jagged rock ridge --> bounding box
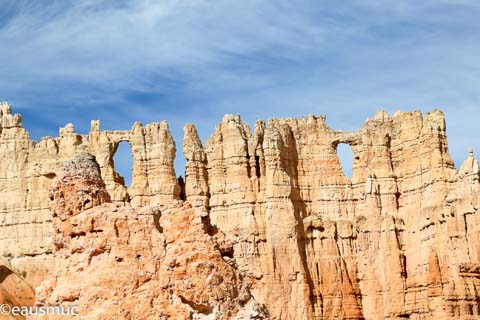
[0,103,478,319]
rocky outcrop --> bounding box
[184,111,480,319]
[35,154,268,319]
[0,104,180,289]
[0,102,479,319]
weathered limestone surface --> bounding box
[0,102,479,319]
[185,111,480,319]
[34,154,268,320]
[0,104,180,288]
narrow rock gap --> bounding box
[174,141,187,180]
[255,155,261,178]
[246,153,252,178]
[174,139,187,200]
[113,141,134,187]
[178,176,186,201]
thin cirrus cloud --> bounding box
[0,0,479,183]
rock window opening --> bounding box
[113,141,134,187]
[336,143,354,179]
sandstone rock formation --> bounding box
[0,102,478,319]
[183,111,480,319]
[0,104,180,289]
[35,154,267,320]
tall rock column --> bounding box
[129,121,180,207]
[204,115,263,276]
[262,119,313,320]
[183,124,209,208]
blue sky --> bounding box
[0,0,479,184]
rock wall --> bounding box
[184,111,480,319]
[0,102,479,319]
[0,103,180,288]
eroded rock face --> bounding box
[35,154,268,319]
[0,104,180,288]
[0,103,479,319]
[184,112,480,319]
[49,154,111,221]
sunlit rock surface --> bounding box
[0,103,478,319]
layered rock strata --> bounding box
[184,111,480,319]
[0,104,180,288]
[0,102,478,319]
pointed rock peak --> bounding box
[144,121,175,144]
[208,115,247,144]
[90,120,100,132]
[429,108,445,117]
[145,120,171,133]
[131,122,143,134]
[183,124,204,156]
[222,114,242,124]
[254,120,266,132]
[0,103,22,129]
[424,109,446,132]
[184,123,201,142]
[305,114,327,126]
[374,110,390,121]
[59,123,75,136]
[459,148,479,175]
[0,102,11,115]
[306,114,316,124]
[469,148,474,157]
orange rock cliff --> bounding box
[0,102,479,319]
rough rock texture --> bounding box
[0,260,35,320]
[184,111,480,319]
[0,103,180,288]
[0,103,479,319]
[34,154,268,319]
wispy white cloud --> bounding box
[0,1,331,102]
